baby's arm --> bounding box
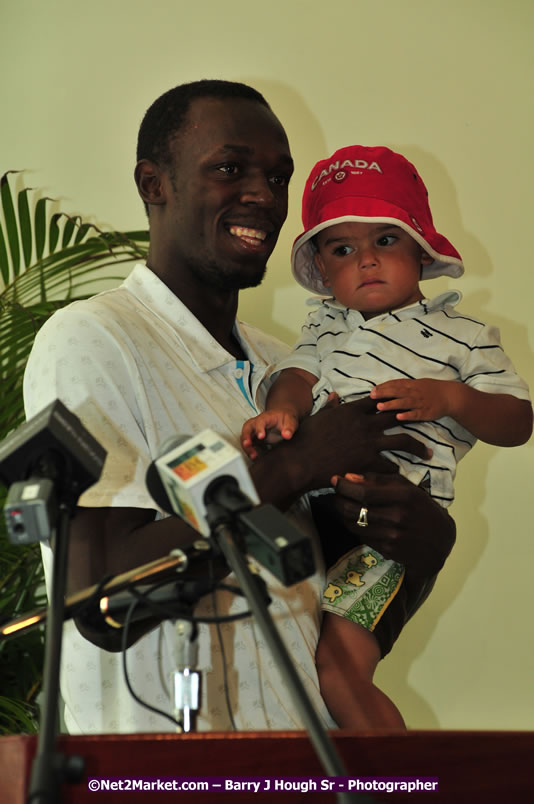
[241,367,318,459]
[371,379,533,446]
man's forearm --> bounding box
[249,395,433,509]
[67,507,216,593]
[68,506,227,650]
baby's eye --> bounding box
[376,234,398,246]
[333,244,354,256]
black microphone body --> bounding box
[0,399,107,543]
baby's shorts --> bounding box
[322,547,434,658]
[322,547,405,635]
[311,495,437,658]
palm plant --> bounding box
[0,170,149,733]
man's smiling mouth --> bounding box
[228,225,268,245]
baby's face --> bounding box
[314,221,433,318]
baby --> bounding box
[241,145,532,728]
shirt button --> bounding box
[234,368,244,379]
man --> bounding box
[24,80,454,734]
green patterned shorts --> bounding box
[322,546,405,631]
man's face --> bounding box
[162,97,294,291]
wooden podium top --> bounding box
[2,729,533,803]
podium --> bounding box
[1,729,533,803]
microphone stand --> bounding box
[4,486,374,800]
[27,500,84,804]
[206,502,375,804]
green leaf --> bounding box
[123,230,150,242]
[0,220,8,285]
[49,212,61,253]
[61,215,77,249]
[34,198,48,260]
[17,188,32,268]
[0,172,21,278]
[0,695,38,735]
[74,222,93,244]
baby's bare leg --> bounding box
[316,612,405,729]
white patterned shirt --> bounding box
[23,263,336,734]
[274,291,530,506]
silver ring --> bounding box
[356,506,368,527]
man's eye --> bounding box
[377,234,397,246]
[333,245,353,256]
[217,164,239,176]
[269,175,289,187]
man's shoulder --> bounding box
[35,264,150,331]
[237,319,291,363]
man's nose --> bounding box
[240,173,275,206]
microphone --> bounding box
[0,399,107,543]
[146,430,315,586]
[146,430,260,537]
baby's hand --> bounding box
[241,409,300,460]
[370,378,456,422]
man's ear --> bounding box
[314,251,330,287]
[134,160,167,207]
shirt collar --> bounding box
[310,289,462,323]
[123,264,260,372]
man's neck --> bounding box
[180,286,247,359]
[146,259,247,360]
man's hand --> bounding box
[330,471,456,575]
[370,378,456,421]
[249,395,432,510]
[294,396,431,485]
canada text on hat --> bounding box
[291,145,464,295]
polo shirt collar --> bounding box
[318,289,462,324]
[124,263,257,372]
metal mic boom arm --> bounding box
[0,542,214,641]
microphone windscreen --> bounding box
[146,434,192,513]
[145,462,173,513]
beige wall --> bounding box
[2,0,533,730]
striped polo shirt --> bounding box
[275,291,530,506]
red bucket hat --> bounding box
[291,145,464,294]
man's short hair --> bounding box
[136,79,270,170]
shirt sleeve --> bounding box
[270,304,324,378]
[23,305,158,510]
[458,322,531,400]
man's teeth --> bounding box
[229,225,267,241]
